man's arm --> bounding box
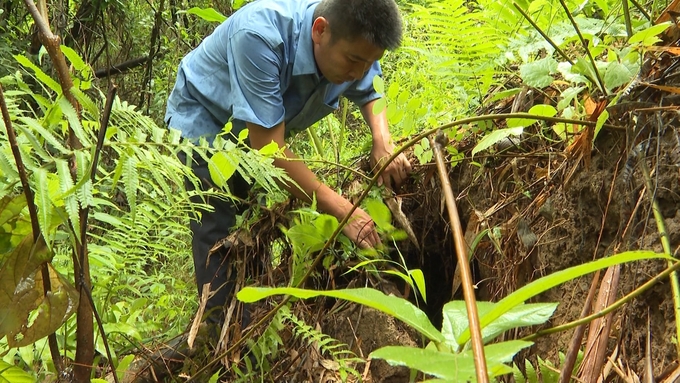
[247,121,382,249]
[360,99,412,190]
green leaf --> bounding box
[594,109,609,142]
[372,98,387,115]
[258,141,279,156]
[13,55,61,93]
[365,199,392,231]
[370,340,532,381]
[60,45,87,72]
[33,168,51,238]
[443,301,557,348]
[373,75,385,94]
[286,222,326,256]
[122,155,138,221]
[409,269,427,303]
[55,158,80,234]
[557,86,585,111]
[507,104,557,128]
[58,96,92,147]
[208,151,237,189]
[185,7,227,23]
[314,214,338,239]
[472,127,523,156]
[0,359,36,383]
[603,61,635,91]
[237,287,445,342]
[628,22,671,45]
[457,251,671,344]
[520,57,558,88]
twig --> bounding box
[558,270,600,383]
[76,85,120,383]
[558,0,608,96]
[622,0,633,39]
[431,131,488,383]
[0,82,64,373]
[512,2,574,65]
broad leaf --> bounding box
[186,7,227,23]
[208,151,237,188]
[628,22,671,45]
[457,251,671,344]
[442,301,557,347]
[370,340,532,381]
[472,127,523,156]
[0,359,35,383]
[237,287,444,342]
[519,57,557,88]
[507,104,557,128]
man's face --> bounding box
[311,17,384,85]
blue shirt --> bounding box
[165,0,382,142]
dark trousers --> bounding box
[180,151,251,325]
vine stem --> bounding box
[637,147,680,358]
[523,260,680,341]
[188,112,612,381]
[431,132,488,383]
[0,82,64,374]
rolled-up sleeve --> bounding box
[343,61,383,107]
[229,30,285,128]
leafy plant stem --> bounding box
[193,113,620,380]
[622,0,633,38]
[431,132,489,383]
[524,259,680,341]
[0,82,64,374]
[637,147,680,358]
[512,2,574,65]
[557,0,608,95]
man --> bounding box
[166,0,412,327]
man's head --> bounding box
[311,0,403,84]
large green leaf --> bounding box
[457,251,672,344]
[0,359,36,383]
[237,286,444,342]
[186,7,227,23]
[519,57,558,88]
[442,301,557,348]
[370,340,532,382]
[472,127,523,156]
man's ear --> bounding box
[311,17,329,44]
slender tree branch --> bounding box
[558,0,608,96]
[512,2,574,65]
[622,0,633,38]
[74,85,119,383]
[0,81,64,374]
[431,132,488,383]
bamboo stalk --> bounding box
[431,132,489,383]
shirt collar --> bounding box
[292,4,319,77]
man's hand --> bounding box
[370,147,412,190]
[361,99,412,191]
[343,207,382,249]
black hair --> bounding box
[313,0,403,50]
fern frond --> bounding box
[58,96,92,147]
[33,167,52,238]
[0,147,19,180]
[281,308,362,380]
[13,123,52,161]
[75,150,90,181]
[13,54,61,94]
[17,116,69,155]
[56,158,81,235]
[122,155,139,220]
[70,87,100,120]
